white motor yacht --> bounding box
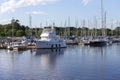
[36,26,66,49]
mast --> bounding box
[46,21,48,27]
[94,17,97,38]
[104,12,106,37]
[80,20,83,37]
[64,20,66,37]
[11,17,14,43]
[68,16,70,36]
[52,22,55,29]
[111,20,113,36]
[29,14,32,39]
[88,20,90,37]
[83,19,86,37]
[101,0,105,37]
[118,22,120,38]
[75,17,78,37]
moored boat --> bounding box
[36,26,67,49]
[7,41,27,51]
[90,37,107,46]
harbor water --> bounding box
[0,43,120,80]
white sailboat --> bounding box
[7,18,27,50]
[90,0,107,46]
[7,18,14,50]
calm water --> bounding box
[0,43,120,80]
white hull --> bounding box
[36,40,66,49]
[7,41,27,51]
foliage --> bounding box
[0,19,120,38]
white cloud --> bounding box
[25,11,48,15]
[0,0,57,13]
[82,0,91,6]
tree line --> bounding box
[0,19,120,38]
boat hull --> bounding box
[90,41,107,46]
[36,41,66,49]
[13,46,27,51]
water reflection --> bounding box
[0,44,120,80]
[7,50,24,54]
[88,46,106,56]
[35,49,65,56]
[35,49,65,69]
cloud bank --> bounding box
[0,0,57,13]
[82,0,91,6]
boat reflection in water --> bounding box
[35,49,65,55]
[7,49,25,55]
[35,48,66,69]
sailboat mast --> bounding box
[111,20,113,36]
[94,17,97,38]
[83,19,86,37]
[68,16,70,36]
[64,20,67,37]
[29,15,32,39]
[104,12,106,37]
[75,17,78,36]
[11,17,14,42]
[46,21,48,27]
[101,0,104,37]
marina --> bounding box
[0,36,119,50]
[0,0,120,80]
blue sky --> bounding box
[0,0,120,29]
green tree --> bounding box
[16,30,24,37]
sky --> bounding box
[0,0,120,29]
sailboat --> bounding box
[7,18,14,50]
[7,18,27,50]
[90,0,107,46]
